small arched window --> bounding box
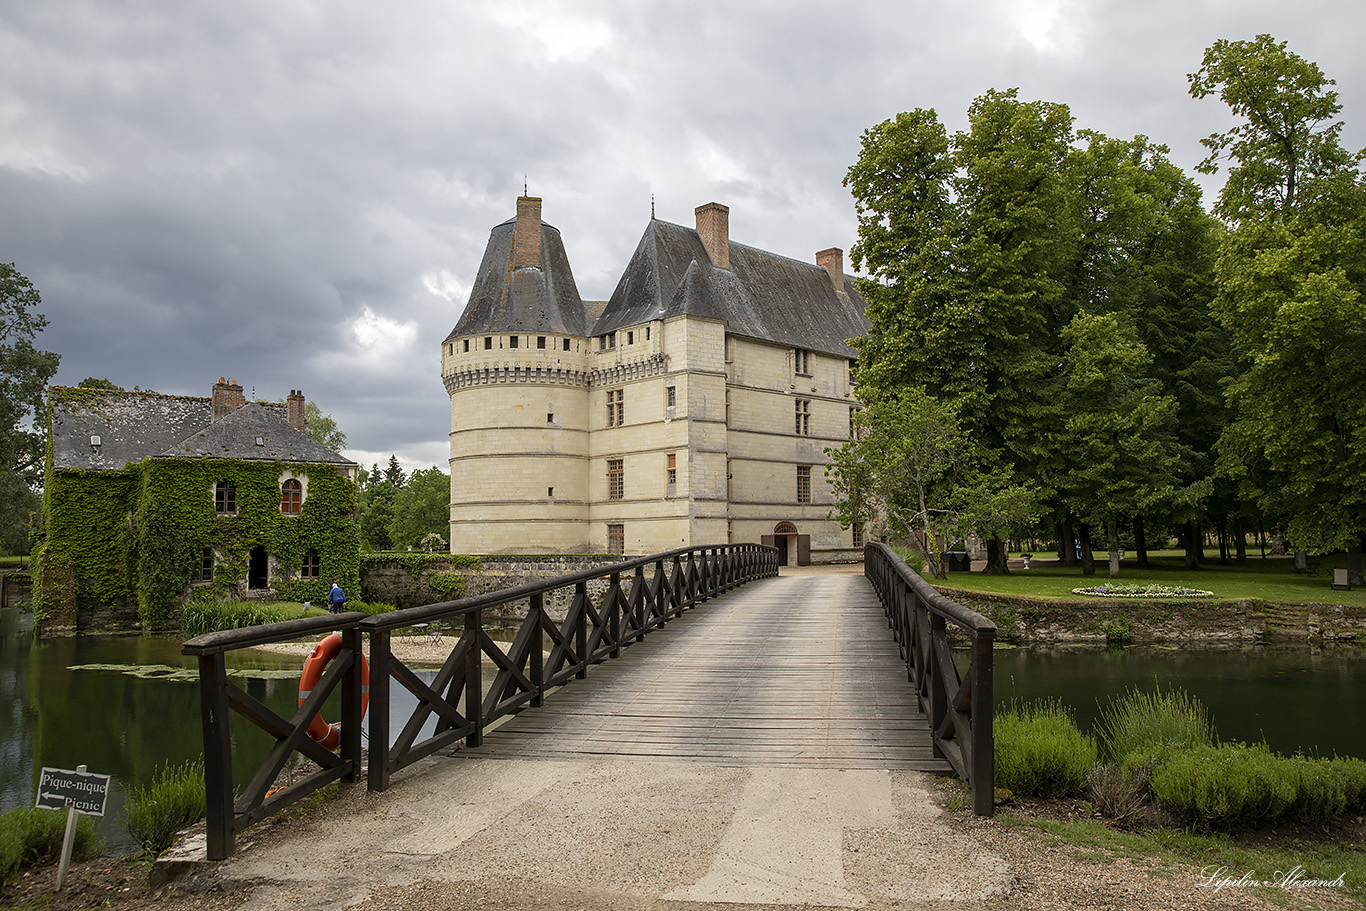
[281,479,302,515]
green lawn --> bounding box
[937,553,1366,606]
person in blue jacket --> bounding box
[328,579,347,614]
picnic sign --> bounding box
[35,766,111,817]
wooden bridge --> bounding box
[184,543,996,860]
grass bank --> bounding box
[939,553,1365,606]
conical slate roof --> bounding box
[446,218,588,339]
[591,220,869,358]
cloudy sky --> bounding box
[3,0,1363,474]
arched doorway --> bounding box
[761,522,810,567]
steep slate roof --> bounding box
[591,219,871,358]
[445,218,588,340]
[165,403,354,464]
[49,388,353,471]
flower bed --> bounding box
[1071,583,1213,598]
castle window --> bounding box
[796,466,811,505]
[191,547,214,582]
[627,330,634,345]
[463,339,470,352]
[607,459,624,500]
[280,478,303,515]
[301,549,321,579]
[795,399,811,435]
[606,389,624,427]
[547,412,554,423]
[665,385,676,408]
[646,327,651,340]
[214,482,236,515]
[794,348,812,376]
[607,523,624,555]
[537,336,546,349]
[563,338,571,351]
[484,337,493,350]
[852,523,865,549]
[666,453,677,491]
[509,335,519,349]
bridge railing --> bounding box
[184,542,778,859]
[864,542,996,815]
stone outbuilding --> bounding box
[38,380,358,629]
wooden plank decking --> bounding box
[467,571,951,771]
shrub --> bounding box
[995,699,1097,798]
[1150,743,1297,826]
[0,806,102,881]
[124,760,206,857]
[181,600,294,637]
[1330,756,1366,810]
[1096,685,1214,762]
[1085,762,1148,821]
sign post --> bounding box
[35,765,110,891]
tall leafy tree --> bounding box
[846,90,1074,572]
[1059,313,1186,577]
[1191,35,1366,583]
[304,400,347,452]
[0,263,60,555]
[388,467,451,550]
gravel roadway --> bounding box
[145,751,1352,911]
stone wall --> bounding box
[938,586,1366,644]
[361,554,638,621]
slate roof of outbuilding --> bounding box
[591,219,870,358]
[49,388,354,471]
[445,218,588,340]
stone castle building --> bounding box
[440,198,870,564]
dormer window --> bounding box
[255,436,265,447]
[90,434,101,447]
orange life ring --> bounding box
[297,633,370,750]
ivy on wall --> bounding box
[38,455,359,630]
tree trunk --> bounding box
[1350,537,1365,588]
[1106,518,1121,578]
[983,537,1010,575]
[1059,518,1079,567]
[1233,516,1247,565]
[1079,523,1096,576]
[1133,516,1149,568]
[1182,520,1200,570]
[1217,520,1228,564]
[1257,519,1267,559]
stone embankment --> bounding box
[940,586,1366,644]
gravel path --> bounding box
[145,751,1356,911]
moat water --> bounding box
[3,606,1364,850]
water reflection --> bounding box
[993,644,1366,758]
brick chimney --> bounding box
[211,378,245,423]
[514,196,542,270]
[695,202,730,270]
[816,248,844,292]
[286,389,307,432]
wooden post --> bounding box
[340,627,362,781]
[928,613,948,759]
[198,654,234,860]
[466,609,483,748]
[608,571,621,658]
[575,581,589,679]
[530,592,545,708]
[971,632,995,816]
[367,629,392,792]
[634,566,647,641]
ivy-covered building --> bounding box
[38,379,359,630]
